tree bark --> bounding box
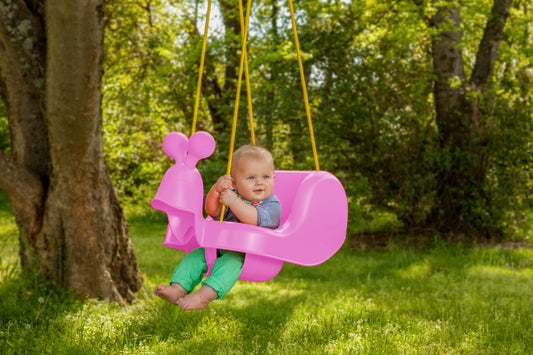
[0,0,49,270]
[0,0,142,303]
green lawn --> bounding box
[1,191,532,354]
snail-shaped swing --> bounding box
[152,0,348,282]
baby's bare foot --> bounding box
[154,284,188,304]
[177,285,218,310]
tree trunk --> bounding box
[424,0,512,236]
[0,0,142,303]
[189,0,243,130]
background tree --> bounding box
[291,0,528,238]
[103,0,254,206]
[103,0,189,206]
[0,0,142,302]
[417,0,513,237]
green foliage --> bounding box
[297,0,439,227]
[102,1,196,206]
[100,0,533,240]
[485,0,533,237]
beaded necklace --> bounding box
[236,191,262,206]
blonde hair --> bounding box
[231,145,274,175]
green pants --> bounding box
[169,248,244,299]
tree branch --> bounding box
[470,0,512,89]
[0,151,44,234]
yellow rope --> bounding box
[287,0,320,171]
[220,0,252,223]
[185,0,319,221]
[191,0,212,136]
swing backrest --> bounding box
[272,170,310,225]
[201,168,347,261]
[200,167,348,281]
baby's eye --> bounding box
[263,175,270,179]
[247,176,255,180]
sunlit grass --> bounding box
[1,191,533,354]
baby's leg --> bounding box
[155,248,208,305]
[177,250,244,310]
[154,283,188,304]
[177,285,218,310]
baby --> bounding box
[154,145,281,310]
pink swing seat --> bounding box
[151,131,348,282]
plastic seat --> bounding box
[151,131,348,282]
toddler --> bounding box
[154,145,281,310]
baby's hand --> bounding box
[215,175,232,193]
[219,189,238,207]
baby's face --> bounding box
[232,156,275,203]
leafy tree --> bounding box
[0,0,142,302]
[294,0,529,238]
[415,0,514,237]
[100,0,531,242]
[103,0,191,206]
[102,0,255,199]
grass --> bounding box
[1,191,533,354]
